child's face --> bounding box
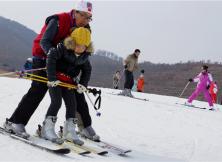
[74,44,87,54]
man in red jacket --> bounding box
[4,1,97,139]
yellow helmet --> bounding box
[71,27,91,47]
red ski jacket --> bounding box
[32,11,74,58]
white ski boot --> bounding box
[118,88,128,96]
[209,106,217,111]
[80,126,100,142]
[41,116,64,144]
[3,119,30,139]
[184,101,193,107]
[126,89,134,97]
[63,118,84,146]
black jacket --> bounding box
[46,43,92,87]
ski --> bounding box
[62,142,91,155]
[131,96,149,101]
[107,92,149,101]
[176,103,206,110]
[65,141,108,155]
[0,127,70,155]
[58,126,107,155]
[79,135,131,156]
[93,140,131,155]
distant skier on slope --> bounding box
[113,70,121,89]
[185,65,216,110]
[23,58,33,71]
[137,69,145,92]
[209,81,218,103]
[119,49,141,97]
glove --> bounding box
[47,47,57,56]
[77,84,87,94]
[206,85,210,90]
[124,65,127,69]
[213,88,218,93]
[47,80,61,87]
[189,78,193,82]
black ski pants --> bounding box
[124,70,134,89]
[46,88,92,126]
[9,57,48,125]
[75,92,92,128]
[46,87,76,119]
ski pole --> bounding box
[178,82,190,98]
[0,67,46,77]
[85,90,102,117]
[22,74,77,89]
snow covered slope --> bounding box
[0,77,222,162]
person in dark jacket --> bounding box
[119,49,141,97]
[23,58,33,71]
[4,0,93,138]
[40,27,92,145]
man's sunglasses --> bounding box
[77,11,92,22]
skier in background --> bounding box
[209,81,218,103]
[113,70,121,89]
[23,58,33,71]
[137,69,145,92]
[185,65,216,110]
[119,49,140,97]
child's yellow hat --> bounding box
[71,27,91,47]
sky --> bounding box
[0,0,222,63]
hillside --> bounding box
[0,16,36,70]
[0,77,222,161]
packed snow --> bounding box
[0,77,222,162]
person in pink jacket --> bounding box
[186,65,215,110]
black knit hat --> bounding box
[141,69,145,73]
[202,65,208,70]
[134,49,141,53]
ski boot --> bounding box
[63,118,84,146]
[209,106,217,111]
[3,118,30,139]
[80,126,100,142]
[41,116,64,145]
[118,88,128,96]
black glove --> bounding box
[124,65,127,69]
[88,88,101,96]
[189,78,193,82]
[206,85,210,90]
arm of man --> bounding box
[124,55,130,67]
[40,17,59,54]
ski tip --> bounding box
[79,150,91,155]
[124,149,132,153]
[97,151,108,155]
[118,150,132,156]
[53,148,71,154]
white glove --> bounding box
[77,84,87,94]
[47,80,61,87]
[213,88,218,94]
